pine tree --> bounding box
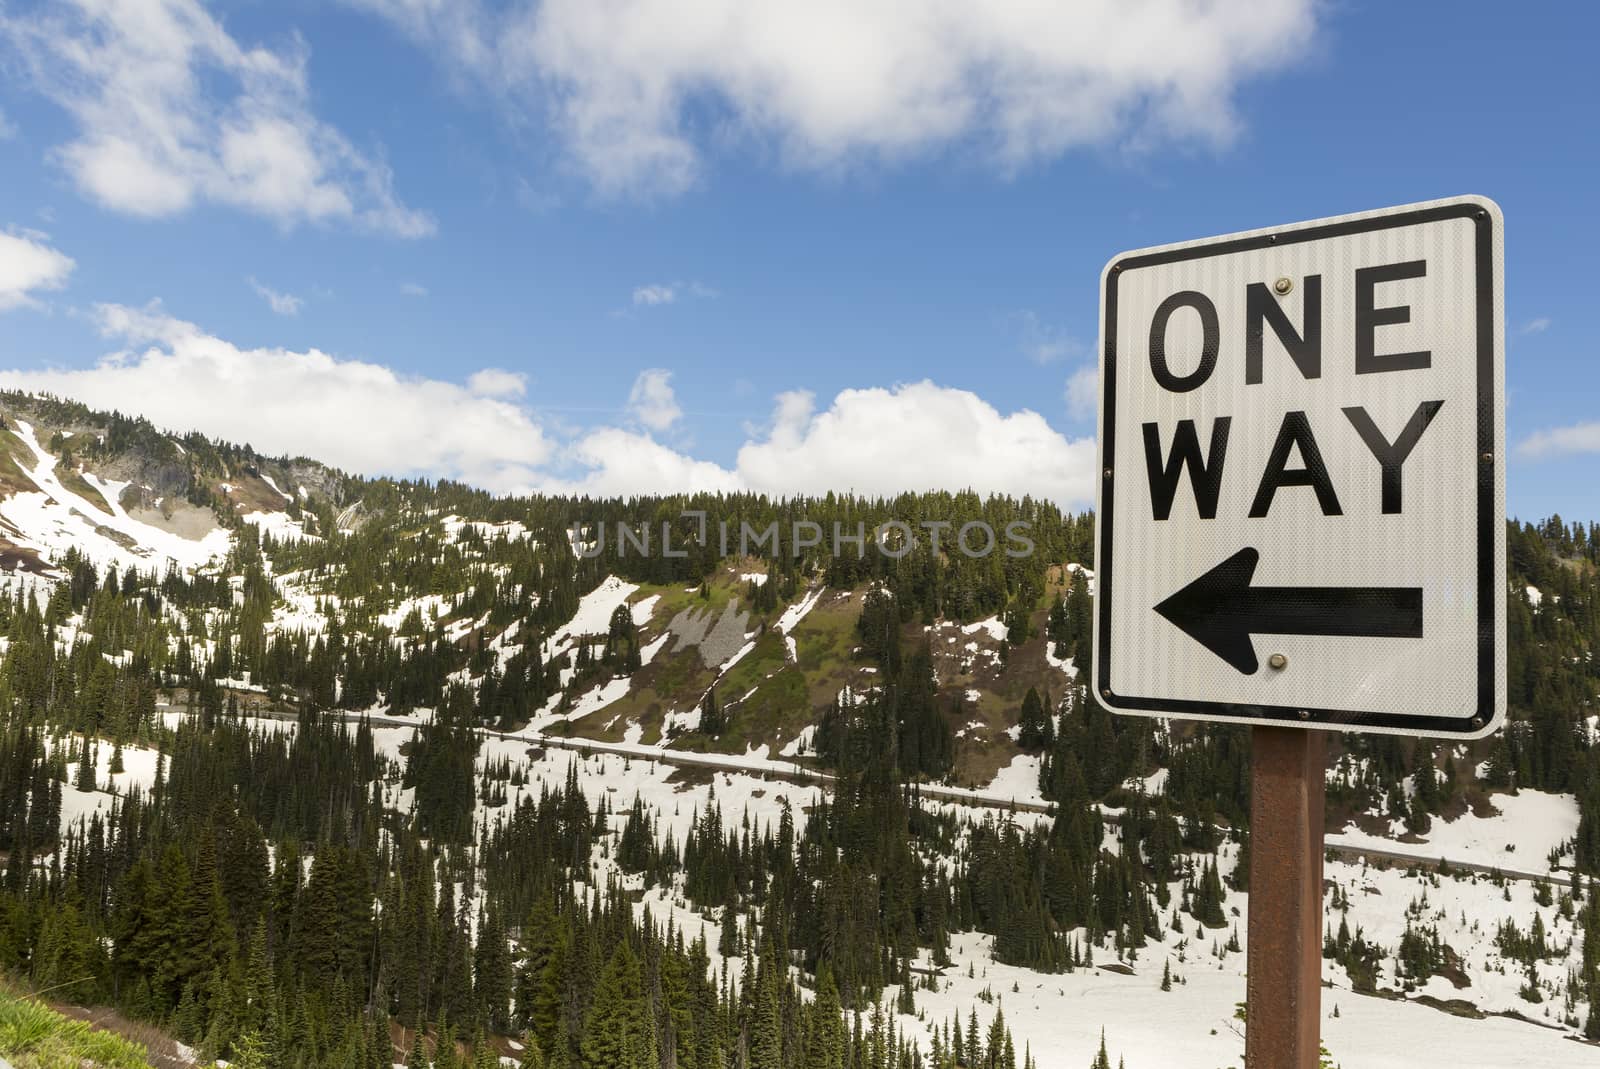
[75,735,96,792]
[230,1029,270,1069]
[1089,1028,1112,1069]
[519,1032,548,1069]
[582,941,650,1069]
[409,1027,430,1068]
[807,968,847,1069]
[1017,687,1049,751]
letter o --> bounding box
[1149,290,1220,393]
[876,521,914,559]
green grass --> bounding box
[581,572,811,749]
[0,986,155,1069]
[790,592,858,673]
[712,630,787,701]
[635,574,738,622]
[692,634,812,754]
[788,589,874,719]
[564,644,717,744]
[727,666,812,750]
[0,428,39,495]
[48,455,105,507]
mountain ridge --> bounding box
[0,389,1596,1066]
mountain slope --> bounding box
[1,389,1598,1067]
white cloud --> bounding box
[248,277,303,316]
[2,0,432,236]
[0,310,1095,506]
[0,304,551,492]
[1517,423,1600,460]
[548,381,1095,504]
[0,107,15,140]
[468,368,526,398]
[735,381,1095,504]
[1521,317,1552,335]
[631,281,715,307]
[550,427,744,497]
[0,229,75,311]
[632,284,677,307]
[400,282,429,297]
[1065,366,1099,421]
[627,368,682,431]
[351,0,1318,196]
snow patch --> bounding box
[1327,789,1579,877]
[961,616,1008,643]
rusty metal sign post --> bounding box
[1092,197,1506,1069]
[1246,726,1326,1068]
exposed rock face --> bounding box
[667,599,752,667]
[0,390,356,567]
[95,444,192,503]
[288,460,348,504]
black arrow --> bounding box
[1153,547,1423,674]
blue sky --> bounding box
[0,0,1595,521]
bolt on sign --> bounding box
[1093,196,1505,738]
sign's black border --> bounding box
[1096,202,1499,735]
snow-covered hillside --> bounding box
[6,391,1598,1068]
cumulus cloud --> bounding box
[0,304,551,492]
[248,277,303,316]
[2,0,432,235]
[351,0,1317,195]
[0,310,1095,506]
[548,382,1095,504]
[627,368,682,431]
[735,381,1095,504]
[551,428,744,497]
[400,282,429,297]
[1517,423,1600,460]
[0,229,75,311]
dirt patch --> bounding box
[1351,810,1394,837]
[0,538,52,575]
[93,523,140,550]
[1435,791,1471,823]
[127,500,222,541]
[926,602,1070,789]
[1407,993,1486,1019]
[1466,787,1501,819]
[664,766,719,789]
[216,471,296,515]
[1436,945,1473,990]
[47,999,200,1068]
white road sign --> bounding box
[1093,196,1505,737]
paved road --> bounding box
[263,705,1583,888]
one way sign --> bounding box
[1093,197,1505,738]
